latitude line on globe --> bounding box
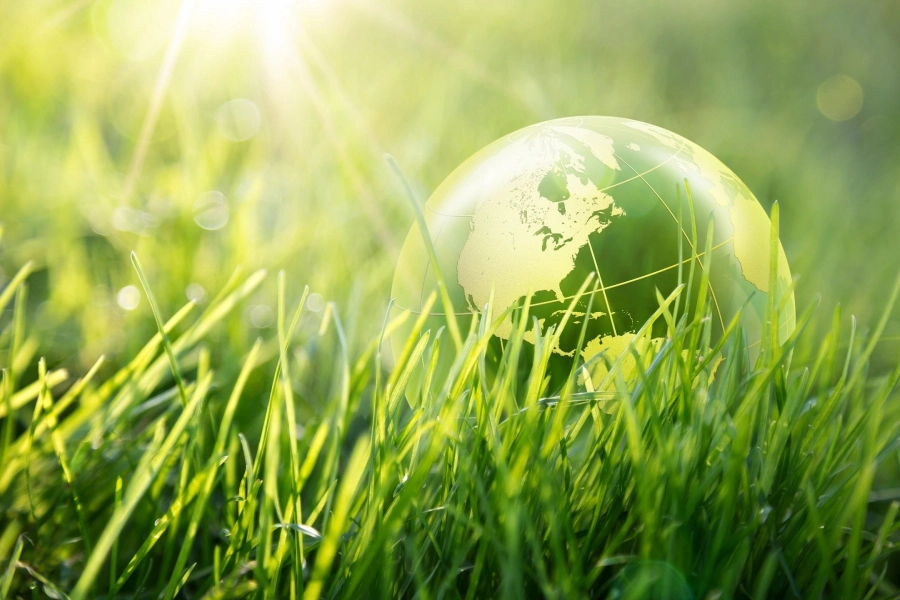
[613,154,697,251]
[576,122,687,152]
[597,138,688,194]
[615,153,727,332]
[592,123,686,148]
[747,319,795,350]
[423,138,688,219]
[426,206,475,218]
[397,238,733,316]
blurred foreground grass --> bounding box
[1,0,900,371]
[2,0,900,597]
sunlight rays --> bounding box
[108,0,534,254]
[122,0,197,205]
[347,0,529,110]
[254,2,399,254]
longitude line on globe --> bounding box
[586,240,618,336]
[392,238,733,317]
[616,153,726,331]
[598,135,688,193]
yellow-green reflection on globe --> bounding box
[392,116,795,392]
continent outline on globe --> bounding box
[391,116,795,391]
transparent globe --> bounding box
[391,116,795,397]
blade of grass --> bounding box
[163,340,261,600]
[132,252,189,407]
[386,153,462,351]
[70,372,211,600]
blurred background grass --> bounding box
[1,0,899,377]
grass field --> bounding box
[2,0,900,597]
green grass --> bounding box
[2,241,900,598]
[2,1,900,597]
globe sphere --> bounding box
[391,116,794,395]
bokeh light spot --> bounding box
[186,283,208,304]
[216,99,262,141]
[306,292,325,312]
[249,305,274,328]
[193,191,230,230]
[117,285,141,310]
[112,207,157,235]
[816,75,864,121]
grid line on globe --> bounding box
[614,150,727,332]
[391,116,795,392]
